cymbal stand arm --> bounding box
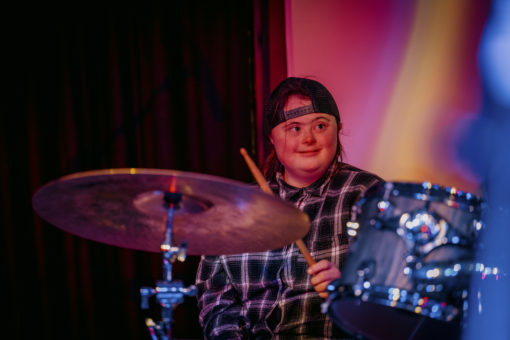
[161,193,180,282]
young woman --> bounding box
[196,77,383,339]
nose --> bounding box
[302,127,316,144]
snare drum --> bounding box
[325,181,484,340]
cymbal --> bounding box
[32,168,310,255]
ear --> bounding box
[269,134,274,145]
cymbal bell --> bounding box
[31,168,310,255]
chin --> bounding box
[300,166,325,177]
[300,161,325,171]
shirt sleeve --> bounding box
[196,255,248,339]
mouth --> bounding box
[298,149,320,155]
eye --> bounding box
[316,122,327,130]
[286,125,300,132]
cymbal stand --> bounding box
[140,192,196,340]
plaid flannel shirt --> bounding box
[196,162,383,339]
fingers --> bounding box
[309,268,339,286]
[311,275,336,298]
[318,291,330,299]
[308,260,339,284]
[306,260,341,298]
[312,281,331,293]
[307,259,331,276]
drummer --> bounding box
[196,77,383,339]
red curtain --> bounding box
[1,2,286,339]
[253,0,288,165]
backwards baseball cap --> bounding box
[263,77,340,137]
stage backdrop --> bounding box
[1,2,266,339]
[285,0,491,194]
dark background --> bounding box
[1,2,286,339]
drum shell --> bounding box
[327,182,483,340]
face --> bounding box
[269,95,339,188]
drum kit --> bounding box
[322,181,499,339]
[32,167,500,340]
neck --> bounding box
[283,171,321,188]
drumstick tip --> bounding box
[240,147,248,156]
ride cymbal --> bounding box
[32,168,310,255]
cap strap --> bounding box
[282,104,316,121]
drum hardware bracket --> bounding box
[140,281,197,340]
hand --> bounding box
[307,260,341,298]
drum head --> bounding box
[329,298,462,340]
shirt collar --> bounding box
[275,161,339,198]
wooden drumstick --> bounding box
[240,148,316,266]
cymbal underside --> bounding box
[32,169,310,255]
